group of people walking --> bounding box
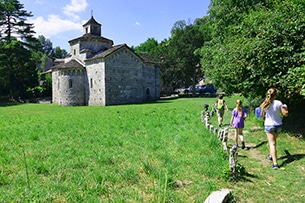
[214,88,288,169]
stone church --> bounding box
[52,16,160,106]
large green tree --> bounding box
[133,38,159,56]
[0,40,37,97]
[27,34,67,98]
[199,0,305,103]
[137,19,209,95]
[51,46,67,59]
[37,35,53,55]
[0,0,36,46]
[0,0,38,98]
[168,20,202,91]
[134,38,175,94]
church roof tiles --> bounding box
[86,44,158,64]
[83,16,101,26]
[52,59,84,69]
[68,34,113,45]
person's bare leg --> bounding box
[239,129,244,142]
[219,115,223,126]
[218,116,222,126]
[239,129,245,149]
[267,132,278,165]
[234,128,239,145]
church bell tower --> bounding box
[82,15,101,36]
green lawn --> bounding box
[0,96,304,202]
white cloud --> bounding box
[26,0,90,45]
[35,0,43,5]
[135,22,141,26]
[63,0,88,20]
[30,14,82,37]
[17,0,91,50]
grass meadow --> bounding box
[1,98,229,202]
[1,96,304,202]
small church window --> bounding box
[146,88,150,95]
[69,79,73,88]
[90,78,93,88]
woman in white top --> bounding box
[260,88,288,169]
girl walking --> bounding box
[230,100,247,149]
[260,88,288,169]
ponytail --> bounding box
[260,88,278,110]
[236,99,242,115]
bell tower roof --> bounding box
[83,15,101,36]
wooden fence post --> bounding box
[229,145,238,176]
[222,128,228,151]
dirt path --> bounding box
[227,127,270,167]
[224,125,305,202]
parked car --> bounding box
[173,87,187,94]
[185,85,202,94]
[199,85,217,97]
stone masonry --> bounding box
[52,16,160,106]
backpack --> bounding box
[217,99,224,110]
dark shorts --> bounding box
[264,125,282,134]
[217,109,224,117]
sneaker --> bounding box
[233,144,238,148]
[271,164,279,169]
[241,142,245,149]
[267,155,273,162]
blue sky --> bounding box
[19,0,210,52]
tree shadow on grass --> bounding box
[0,102,24,107]
[238,173,258,183]
[230,166,258,183]
[278,149,305,167]
[228,154,259,183]
[283,100,305,140]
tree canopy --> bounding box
[134,19,208,95]
[199,0,305,103]
[0,0,39,98]
[0,39,37,97]
[1,0,304,103]
[0,0,66,98]
[134,0,305,103]
[0,0,36,46]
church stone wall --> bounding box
[104,48,143,105]
[142,63,161,100]
[52,16,160,107]
[80,40,112,53]
[52,70,60,104]
[52,68,86,106]
[69,44,87,62]
[86,58,106,106]
[69,41,112,64]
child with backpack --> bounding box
[215,95,228,127]
[230,99,248,149]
